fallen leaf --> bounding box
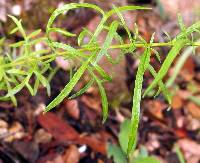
[4,122,25,142]
[174,128,188,138]
[62,145,80,163]
[34,128,52,144]
[63,99,80,120]
[146,100,166,120]
[13,140,39,163]
[47,155,64,163]
[177,139,200,156]
[81,95,101,113]
[37,112,79,141]
[186,115,200,130]
[186,102,200,119]
[180,57,195,82]
[77,134,106,154]
[36,153,58,163]
[0,119,8,136]
[171,95,183,109]
[38,113,106,154]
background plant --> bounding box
[0,2,200,155]
[107,119,160,163]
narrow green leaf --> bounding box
[148,65,172,104]
[94,75,108,123]
[33,78,40,96]
[94,21,119,64]
[26,82,34,96]
[29,37,48,45]
[9,41,25,47]
[45,55,94,112]
[0,82,6,90]
[8,15,26,38]
[6,69,27,75]
[106,6,151,18]
[10,27,19,34]
[27,29,42,39]
[143,39,187,97]
[50,41,77,54]
[177,14,186,32]
[0,57,4,81]
[4,76,17,106]
[48,28,76,37]
[166,39,200,87]
[163,30,172,41]
[91,5,150,43]
[134,156,160,163]
[176,21,200,39]
[127,48,151,154]
[69,78,94,99]
[34,71,47,87]
[5,79,27,97]
[95,65,112,81]
[46,3,105,38]
[112,5,132,43]
[151,48,161,63]
[175,145,185,163]
[30,49,50,56]
[25,71,34,95]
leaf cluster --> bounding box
[1,3,200,155]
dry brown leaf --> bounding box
[186,102,200,119]
[47,155,64,163]
[62,145,80,163]
[81,95,101,113]
[63,99,80,120]
[34,128,52,144]
[146,100,166,120]
[37,112,79,141]
[171,95,183,109]
[177,139,200,156]
[4,122,25,142]
[38,113,106,154]
[77,134,106,154]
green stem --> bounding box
[3,41,200,68]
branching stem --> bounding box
[3,41,200,68]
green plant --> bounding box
[1,3,200,154]
[107,119,160,163]
[175,145,186,163]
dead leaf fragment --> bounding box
[38,113,106,154]
[34,128,52,144]
[0,119,8,136]
[177,139,200,156]
[37,112,79,141]
[171,95,183,109]
[186,102,200,119]
[77,134,106,154]
[4,122,25,142]
[13,140,39,163]
[146,100,166,119]
[63,99,80,120]
[47,155,64,163]
[62,145,80,163]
